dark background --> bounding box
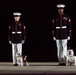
[0,0,75,62]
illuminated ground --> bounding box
[0,62,76,75]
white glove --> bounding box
[53,37,56,40]
[21,40,25,44]
[67,37,70,40]
[9,41,12,44]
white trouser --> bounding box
[56,39,67,63]
[12,43,22,64]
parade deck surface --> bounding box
[0,62,76,75]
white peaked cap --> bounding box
[13,12,21,16]
[56,4,65,8]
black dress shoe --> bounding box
[59,63,66,66]
[58,63,63,66]
[13,64,18,66]
[62,63,66,66]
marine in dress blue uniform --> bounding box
[52,4,71,65]
[8,12,26,66]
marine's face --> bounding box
[14,16,20,22]
[58,9,64,15]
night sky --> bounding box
[0,0,76,62]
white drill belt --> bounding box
[56,26,67,29]
[12,32,22,34]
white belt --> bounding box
[12,32,22,34]
[56,26,67,29]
